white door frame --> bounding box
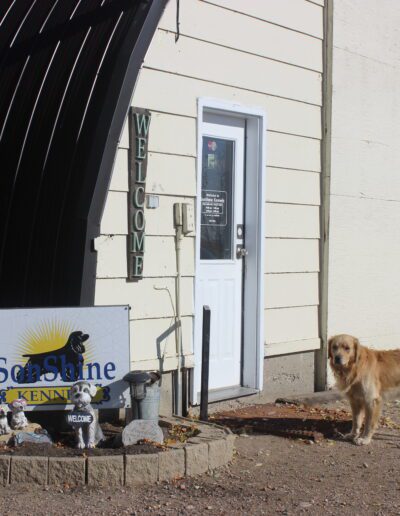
[192,98,266,403]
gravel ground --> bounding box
[1,400,400,515]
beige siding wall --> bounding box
[328,0,400,384]
[95,0,324,370]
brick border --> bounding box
[0,417,235,486]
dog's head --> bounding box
[70,381,97,409]
[0,405,8,417]
[67,331,89,354]
[9,399,27,413]
[328,334,359,370]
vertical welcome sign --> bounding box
[128,107,151,280]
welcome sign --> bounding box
[127,106,151,281]
[0,306,130,410]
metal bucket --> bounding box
[124,370,161,421]
[132,380,160,421]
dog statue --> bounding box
[0,405,10,435]
[9,399,28,430]
[17,331,89,384]
[70,381,104,449]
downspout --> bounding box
[174,203,183,415]
[315,0,334,391]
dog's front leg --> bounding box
[354,397,381,446]
[342,398,364,441]
[76,427,85,449]
[87,422,96,448]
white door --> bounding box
[194,116,245,395]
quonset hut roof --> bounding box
[0,0,167,308]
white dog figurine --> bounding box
[9,399,28,430]
[0,405,10,435]
[70,381,104,449]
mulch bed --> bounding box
[0,421,199,457]
[210,403,353,442]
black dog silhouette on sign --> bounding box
[16,331,88,384]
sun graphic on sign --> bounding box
[13,319,95,367]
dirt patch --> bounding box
[1,401,400,515]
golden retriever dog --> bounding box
[329,334,400,445]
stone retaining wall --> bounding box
[0,418,235,486]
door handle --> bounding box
[236,246,248,259]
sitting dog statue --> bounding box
[70,381,104,449]
[9,399,28,430]
[0,405,10,435]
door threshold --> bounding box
[205,386,259,404]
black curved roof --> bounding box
[0,0,167,308]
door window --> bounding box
[200,137,234,260]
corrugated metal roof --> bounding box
[0,0,167,308]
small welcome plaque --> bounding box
[66,411,94,428]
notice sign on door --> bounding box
[0,306,130,410]
[201,190,227,226]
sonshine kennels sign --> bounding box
[0,306,130,410]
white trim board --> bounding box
[192,97,266,403]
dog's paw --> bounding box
[77,442,85,449]
[87,442,96,449]
[341,432,358,442]
[353,436,371,446]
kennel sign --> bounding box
[0,306,130,411]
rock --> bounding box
[0,422,43,445]
[14,429,52,446]
[122,419,164,446]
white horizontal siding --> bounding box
[96,0,324,361]
[120,111,196,156]
[108,150,196,197]
[109,148,128,192]
[133,68,321,139]
[265,204,320,238]
[265,238,320,273]
[130,355,195,372]
[202,0,324,38]
[328,195,400,339]
[100,191,127,235]
[96,235,195,278]
[265,272,319,308]
[265,306,319,344]
[101,192,194,236]
[146,153,196,197]
[160,0,322,71]
[265,338,321,357]
[327,0,400,385]
[268,132,321,172]
[144,30,322,105]
[266,167,320,205]
[333,0,399,67]
[95,277,194,320]
[130,316,193,362]
[121,112,320,171]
